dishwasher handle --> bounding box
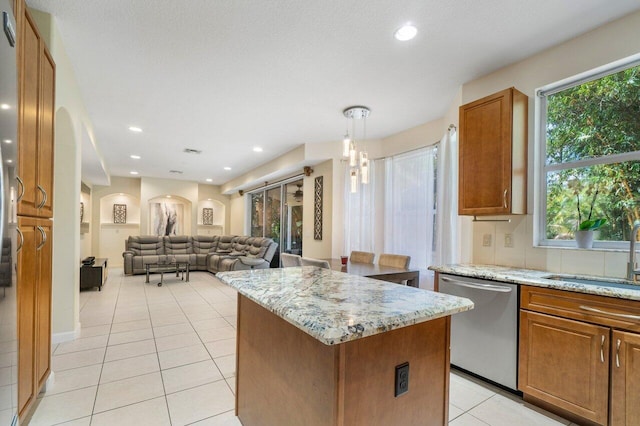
[440,276,513,293]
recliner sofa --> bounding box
[123,235,278,275]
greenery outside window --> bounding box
[538,56,640,248]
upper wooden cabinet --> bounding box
[18,8,55,218]
[458,87,527,216]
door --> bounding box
[37,49,54,218]
[16,217,37,417]
[35,219,51,389]
[610,330,640,426]
[283,180,303,255]
[519,310,609,425]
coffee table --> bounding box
[145,261,190,286]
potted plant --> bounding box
[573,184,606,249]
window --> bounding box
[539,57,640,247]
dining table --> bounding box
[324,258,420,288]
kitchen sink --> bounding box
[544,275,640,291]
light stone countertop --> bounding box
[217,266,474,345]
[429,264,640,301]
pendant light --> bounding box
[342,106,370,193]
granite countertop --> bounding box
[217,266,474,345]
[429,264,640,301]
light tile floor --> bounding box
[27,269,576,425]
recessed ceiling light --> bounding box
[6,159,12,163]
[166,195,171,198]
[206,178,213,182]
[0,104,10,110]
[207,198,212,201]
[394,24,417,41]
[119,193,124,195]
[130,171,139,175]
[253,147,263,153]
[3,139,11,144]
[130,154,141,159]
[223,167,231,171]
[128,126,143,133]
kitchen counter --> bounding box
[218,266,473,345]
[429,264,640,301]
[217,266,474,426]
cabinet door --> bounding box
[16,218,37,417]
[17,10,40,217]
[519,310,609,425]
[37,49,55,218]
[35,219,52,389]
[458,88,528,216]
[459,88,512,215]
[610,330,640,426]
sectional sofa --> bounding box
[122,235,278,275]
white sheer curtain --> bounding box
[435,129,459,266]
[343,160,378,254]
[384,147,437,273]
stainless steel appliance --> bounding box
[0,1,17,424]
[439,274,519,391]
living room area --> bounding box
[7,1,640,425]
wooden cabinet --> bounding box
[519,285,640,426]
[458,87,527,216]
[15,1,55,421]
[17,7,54,219]
[519,310,609,424]
[17,217,52,418]
[610,330,640,426]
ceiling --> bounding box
[26,0,640,187]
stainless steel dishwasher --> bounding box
[438,274,519,391]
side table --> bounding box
[80,258,108,291]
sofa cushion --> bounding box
[192,236,219,254]
[127,236,164,256]
[164,236,192,254]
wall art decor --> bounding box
[314,176,323,240]
[202,207,214,225]
[113,204,127,224]
[150,202,183,236]
[80,202,84,223]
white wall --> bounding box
[461,10,640,278]
[30,9,103,339]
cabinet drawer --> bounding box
[521,285,640,333]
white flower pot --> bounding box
[575,230,595,249]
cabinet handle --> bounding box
[503,189,508,209]
[36,226,46,250]
[600,335,605,363]
[16,176,24,202]
[37,185,47,209]
[16,228,23,253]
[579,305,640,321]
[616,339,621,368]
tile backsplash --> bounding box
[471,214,628,278]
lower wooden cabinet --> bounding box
[519,310,609,424]
[610,330,640,426]
[17,217,52,418]
[519,285,640,426]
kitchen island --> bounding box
[217,266,473,426]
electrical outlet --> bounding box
[504,233,514,248]
[482,234,492,247]
[395,362,409,397]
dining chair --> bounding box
[350,251,375,264]
[300,257,331,269]
[281,253,303,267]
[378,253,411,269]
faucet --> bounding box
[627,221,640,281]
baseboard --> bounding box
[51,322,81,344]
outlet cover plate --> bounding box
[395,362,409,397]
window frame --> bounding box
[536,53,640,249]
